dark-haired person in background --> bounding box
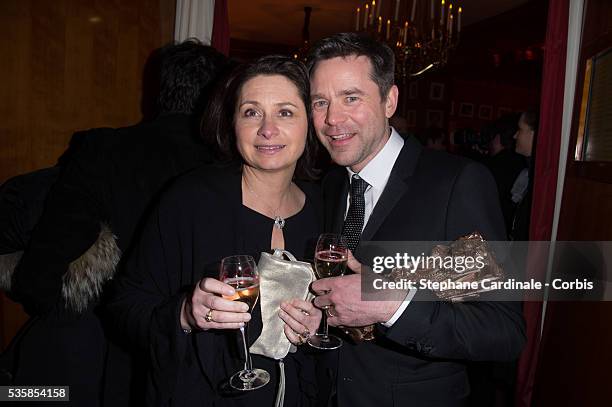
[307,32,525,407]
[388,114,410,139]
[0,132,95,384]
[510,110,538,241]
[7,39,228,406]
[108,55,322,406]
[467,111,538,406]
[420,126,448,151]
[483,114,527,236]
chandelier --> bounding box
[354,0,463,79]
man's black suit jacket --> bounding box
[320,137,525,407]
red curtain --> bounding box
[515,1,570,406]
[211,0,230,56]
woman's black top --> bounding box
[108,164,321,406]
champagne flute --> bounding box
[308,233,349,350]
[219,255,270,391]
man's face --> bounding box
[310,56,398,172]
[514,114,534,157]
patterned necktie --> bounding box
[342,174,369,252]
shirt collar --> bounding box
[347,127,405,189]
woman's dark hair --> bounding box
[203,55,318,180]
[306,32,395,100]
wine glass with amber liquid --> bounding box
[219,255,270,391]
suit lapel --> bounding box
[360,137,422,243]
[360,172,410,242]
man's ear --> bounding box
[385,85,399,118]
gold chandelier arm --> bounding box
[410,63,436,77]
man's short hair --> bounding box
[306,33,395,100]
[157,39,227,115]
[521,110,539,133]
[484,113,520,148]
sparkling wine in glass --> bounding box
[308,234,348,350]
[222,276,260,311]
[314,249,348,278]
[219,255,270,391]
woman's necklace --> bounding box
[242,176,289,230]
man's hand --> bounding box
[347,250,362,274]
[312,273,404,327]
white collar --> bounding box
[347,127,404,190]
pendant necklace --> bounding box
[242,176,288,230]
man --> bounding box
[308,33,525,406]
[420,126,448,151]
[510,110,537,241]
[482,115,526,235]
[8,40,227,406]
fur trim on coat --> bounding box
[62,224,121,312]
[0,251,23,291]
[0,224,121,313]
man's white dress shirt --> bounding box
[345,128,417,327]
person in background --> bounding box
[510,110,538,241]
[389,114,410,139]
[467,110,538,407]
[7,39,228,406]
[483,114,527,236]
[0,169,58,270]
[420,126,448,151]
[0,133,90,382]
[0,129,103,277]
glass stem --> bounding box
[320,306,329,339]
[240,324,253,372]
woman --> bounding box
[108,56,322,406]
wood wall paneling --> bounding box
[0,0,174,349]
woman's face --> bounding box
[235,74,308,174]
[514,114,534,157]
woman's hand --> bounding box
[181,277,251,331]
[279,299,322,346]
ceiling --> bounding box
[229,0,531,46]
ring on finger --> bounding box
[302,329,311,339]
[296,333,306,345]
[205,309,214,322]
